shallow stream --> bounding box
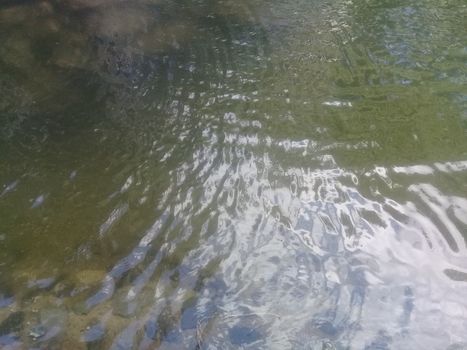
[1,0,467,348]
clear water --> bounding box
[0,0,466,348]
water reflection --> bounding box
[1,0,467,348]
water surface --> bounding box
[0,0,467,348]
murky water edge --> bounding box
[1,0,467,348]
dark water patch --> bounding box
[0,311,24,337]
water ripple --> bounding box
[0,0,466,349]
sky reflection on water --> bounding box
[0,0,467,348]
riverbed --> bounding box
[0,0,466,348]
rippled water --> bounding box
[1,0,467,348]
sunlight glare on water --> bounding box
[0,0,467,348]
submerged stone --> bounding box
[29,324,46,339]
